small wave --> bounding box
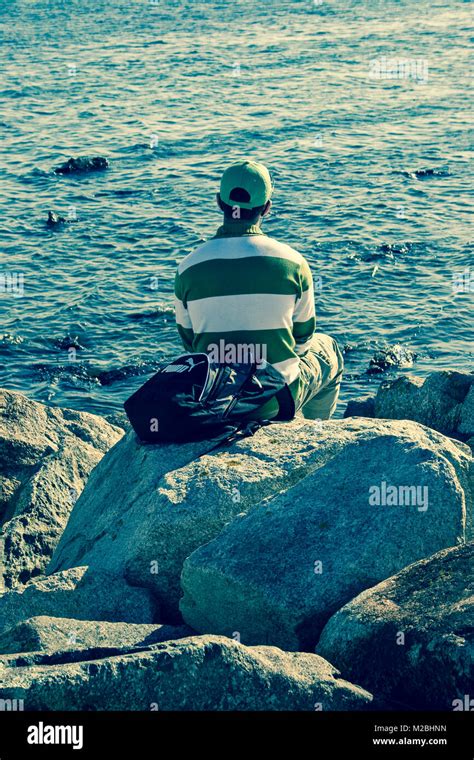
[129,306,174,321]
[121,143,159,154]
[377,242,413,255]
[94,188,147,198]
[33,363,101,385]
[343,342,418,374]
[0,333,24,350]
[348,242,413,262]
[33,360,163,387]
[342,343,361,355]
[367,344,418,374]
[19,168,51,186]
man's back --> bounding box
[174,231,316,390]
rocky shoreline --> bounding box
[0,370,472,711]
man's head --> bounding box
[217,160,273,222]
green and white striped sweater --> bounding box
[174,222,316,405]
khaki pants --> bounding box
[296,334,344,420]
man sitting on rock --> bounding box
[174,159,344,420]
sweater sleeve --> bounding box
[174,269,195,352]
[292,257,316,356]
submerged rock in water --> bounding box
[317,543,474,710]
[97,362,162,386]
[53,334,85,351]
[0,389,123,588]
[33,362,101,386]
[345,371,474,441]
[32,362,163,389]
[377,243,411,255]
[46,211,67,227]
[46,211,79,228]
[54,156,109,175]
[367,344,417,374]
[0,634,373,711]
[0,567,157,636]
[403,167,450,179]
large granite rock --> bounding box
[49,418,472,625]
[317,543,474,710]
[180,422,472,651]
[0,567,156,636]
[47,419,362,619]
[48,428,246,620]
[343,396,375,418]
[0,389,123,589]
[0,616,193,656]
[0,635,373,711]
[345,371,474,441]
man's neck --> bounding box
[214,217,265,239]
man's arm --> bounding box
[174,269,195,352]
[292,258,316,356]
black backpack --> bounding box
[123,353,295,443]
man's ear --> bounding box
[261,200,272,217]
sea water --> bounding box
[0,0,472,418]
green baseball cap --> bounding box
[219,160,273,209]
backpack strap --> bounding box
[204,419,272,453]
